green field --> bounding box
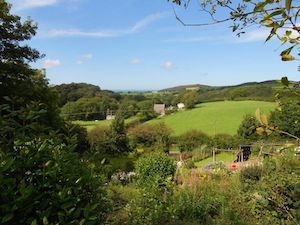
[148,100,276,136]
[195,152,237,167]
[73,117,138,131]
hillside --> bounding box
[160,80,278,102]
[160,80,278,92]
[147,100,277,136]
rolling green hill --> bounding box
[148,100,277,136]
[160,80,279,102]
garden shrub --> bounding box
[243,156,300,224]
[88,126,111,154]
[0,104,110,224]
[135,151,176,188]
[64,123,90,154]
[240,164,263,182]
[184,159,196,169]
[0,137,109,225]
[126,186,170,225]
[169,182,223,224]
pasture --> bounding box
[148,100,276,136]
[73,116,138,131]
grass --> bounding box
[148,100,276,136]
[73,117,138,131]
[195,152,237,167]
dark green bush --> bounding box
[128,123,172,152]
[177,130,210,152]
[240,164,263,182]
[65,123,90,154]
[237,114,260,141]
[0,138,109,225]
[168,183,223,224]
[184,159,196,169]
[209,133,237,149]
[88,126,112,154]
[135,152,176,187]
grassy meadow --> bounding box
[73,119,112,131]
[73,116,138,131]
[148,100,276,136]
[195,152,237,167]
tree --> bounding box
[128,123,172,152]
[169,0,300,60]
[238,114,260,140]
[109,110,129,154]
[269,101,300,138]
[0,1,63,130]
[181,91,199,109]
[0,0,42,99]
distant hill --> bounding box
[160,80,278,92]
[161,84,212,92]
[160,80,279,102]
[54,83,121,107]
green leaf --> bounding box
[254,2,268,12]
[280,46,294,56]
[285,30,292,36]
[43,217,48,225]
[261,9,283,22]
[2,213,13,223]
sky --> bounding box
[7,0,300,90]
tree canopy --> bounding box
[169,0,300,60]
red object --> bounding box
[230,163,238,169]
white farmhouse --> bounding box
[177,102,185,110]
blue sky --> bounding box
[8,0,299,90]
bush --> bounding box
[65,123,90,154]
[177,130,210,152]
[209,134,237,149]
[135,152,176,188]
[240,164,263,182]
[128,123,172,152]
[242,156,300,224]
[0,137,109,225]
[169,182,223,224]
[269,101,300,138]
[237,114,260,141]
[184,159,196,169]
[88,111,129,155]
[88,126,112,154]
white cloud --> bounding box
[43,12,168,38]
[76,53,93,65]
[83,53,93,60]
[46,29,117,38]
[130,12,169,32]
[129,58,140,64]
[162,61,174,70]
[43,59,61,69]
[236,29,270,43]
[11,0,58,10]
